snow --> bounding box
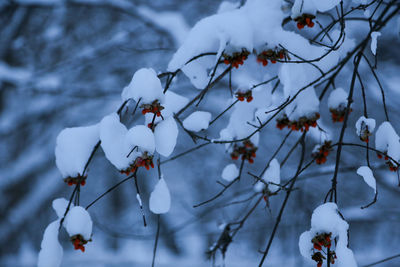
[154,117,178,157]
[136,193,142,207]
[328,88,348,109]
[356,166,377,193]
[52,198,72,219]
[254,159,280,192]
[375,121,400,162]
[121,68,165,104]
[38,220,63,267]
[291,0,340,18]
[99,113,139,170]
[299,203,357,267]
[311,0,341,12]
[221,164,239,181]
[149,178,171,214]
[182,111,212,132]
[55,124,99,178]
[64,206,93,241]
[355,116,376,136]
[126,125,155,154]
[217,1,240,13]
[370,32,381,55]
[168,0,284,89]
[262,159,280,191]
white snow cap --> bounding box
[64,206,93,241]
[126,125,155,154]
[375,121,400,162]
[254,159,280,192]
[55,124,99,178]
[121,68,165,104]
[370,31,381,55]
[52,198,72,219]
[38,220,63,267]
[221,163,239,182]
[262,159,281,192]
[357,166,377,193]
[149,178,171,214]
[328,88,347,109]
[154,117,179,157]
[299,202,357,267]
[355,116,376,136]
[183,111,212,132]
[100,113,139,170]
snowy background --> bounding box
[1,0,400,266]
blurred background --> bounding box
[1,0,400,266]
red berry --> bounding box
[67,181,73,186]
[271,60,276,64]
[377,153,382,159]
[246,96,253,102]
[224,59,230,65]
[80,180,86,186]
[297,22,304,29]
[314,243,322,250]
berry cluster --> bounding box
[358,124,372,143]
[141,100,164,117]
[330,107,352,122]
[223,50,250,69]
[376,152,399,172]
[64,174,87,186]
[311,233,336,267]
[71,234,89,252]
[120,152,154,175]
[230,140,257,164]
[235,90,253,102]
[312,141,332,165]
[256,48,287,66]
[294,14,315,29]
[276,113,319,132]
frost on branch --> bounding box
[299,203,357,267]
[100,113,155,174]
[55,124,99,186]
[355,116,375,143]
[370,31,381,56]
[221,163,239,182]
[254,158,280,193]
[183,111,212,132]
[149,177,171,214]
[328,88,351,122]
[38,220,63,267]
[375,121,400,171]
[64,206,93,252]
[121,68,165,104]
[356,166,377,194]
